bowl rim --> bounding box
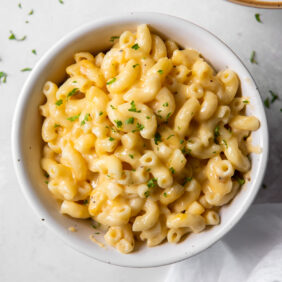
[11,11,269,268]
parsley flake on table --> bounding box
[0,72,7,84]
[28,9,34,15]
[18,3,22,8]
[21,68,32,72]
[9,30,26,41]
[32,49,37,55]
[59,0,64,4]
[243,100,249,104]
[255,13,262,23]
[250,51,257,64]
[269,90,279,103]
[264,97,270,108]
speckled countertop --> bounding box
[0,0,281,281]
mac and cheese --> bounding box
[40,24,260,253]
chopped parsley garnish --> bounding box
[110,36,119,42]
[163,192,168,198]
[80,113,90,125]
[214,125,220,144]
[28,9,34,15]
[250,51,257,64]
[106,77,116,85]
[236,177,245,185]
[114,120,122,128]
[163,102,168,107]
[128,100,141,113]
[32,49,37,55]
[21,68,32,72]
[44,180,49,184]
[269,90,279,103]
[255,13,262,23]
[167,134,174,140]
[166,112,171,120]
[126,117,134,124]
[133,64,139,68]
[67,113,80,122]
[83,199,88,205]
[243,100,249,104]
[146,116,150,119]
[59,0,64,4]
[0,72,7,84]
[183,177,192,185]
[99,111,103,116]
[154,132,162,145]
[169,167,175,174]
[110,105,117,110]
[131,43,140,50]
[55,99,63,106]
[146,168,151,172]
[136,123,144,131]
[67,88,78,99]
[144,191,150,198]
[180,139,184,144]
[9,31,26,41]
[54,123,60,128]
[18,3,22,8]
[129,154,134,159]
[264,98,270,108]
[222,139,228,148]
[157,69,164,74]
[147,178,157,188]
[109,137,115,141]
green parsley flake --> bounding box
[154,132,162,145]
[54,123,60,128]
[158,69,164,74]
[146,116,150,119]
[236,177,245,185]
[59,0,64,3]
[163,102,168,107]
[109,137,115,141]
[163,192,168,198]
[222,139,228,148]
[55,99,63,106]
[180,139,184,144]
[67,113,80,122]
[243,100,249,104]
[106,77,116,85]
[114,120,122,128]
[83,199,88,205]
[250,51,257,64]
[131,43,140,50]
[81,113,90,126]
[183,177,192,186]
[264,98,270,108]
[147,178,157,188]
[110,105,117,110]
[128,100,141,113]
[21,68,32,72]
[255,13,262,23]
[214,125,220,144]
[44,180,49,184]
[169,167,175,174]
[144,191,150,198]
[99,111,103,116]
[110,36,119,42]
[269,90,279,103]
[67,88,78,99]
[126,117,134,124]
[32,49,37,55]
[167,134,174,140]
[28,9,34,15]
[166,112,171,120]
[9,31,26,41]
[18,3,22,8]
[133,64,139,68]
[136,123,144,131]
[0,72,7,84]
[129,154,134,159]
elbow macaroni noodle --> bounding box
[40,24,260,254]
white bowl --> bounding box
[11,12,269,268]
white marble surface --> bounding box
[0,0,281,281]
